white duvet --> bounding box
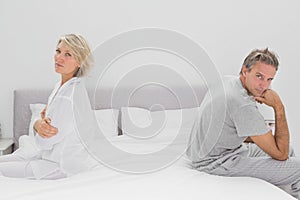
[0,134,295,200]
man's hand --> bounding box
[34,117,58,138]
[254,89,283,110]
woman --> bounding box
[0,34,99,179]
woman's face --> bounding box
[54,42,80,79]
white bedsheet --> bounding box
[0,158,294,200]
[0,134,295,200]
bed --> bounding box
[1,84,295,200]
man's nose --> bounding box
[260,80,270,90]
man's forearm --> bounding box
[274,105,290,158]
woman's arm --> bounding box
[34,117,58,138]
[40,105,47,119]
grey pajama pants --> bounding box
[210,143,300,199]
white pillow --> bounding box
[94,109,119,138]
[121,107,199,138]
[29,103,46,137]
[29,104,119,138]
[114,107,199,154]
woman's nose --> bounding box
[55,53,63,61]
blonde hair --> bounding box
[240,48,279,75]
[57,34,94,77]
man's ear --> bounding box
[241,66,247,76]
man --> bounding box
[187,48,300,199]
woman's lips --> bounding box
[55,63,63,67]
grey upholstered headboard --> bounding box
[13,89,51,150]
[13,84,207,150]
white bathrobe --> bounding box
[10,77,99,179]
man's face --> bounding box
[242,62,277,97]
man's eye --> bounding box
[256,75,263,79]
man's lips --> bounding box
[255,88,265,96]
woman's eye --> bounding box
[56,49,61,54]
[65,53,72,57]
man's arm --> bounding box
[250,89,290,161]
[244,137,254,143]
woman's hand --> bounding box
[40,106,47,119]
[34,117,58,138]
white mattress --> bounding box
[0,135,295,200]
[10,88,295,200]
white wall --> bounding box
[1,0,300,153]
